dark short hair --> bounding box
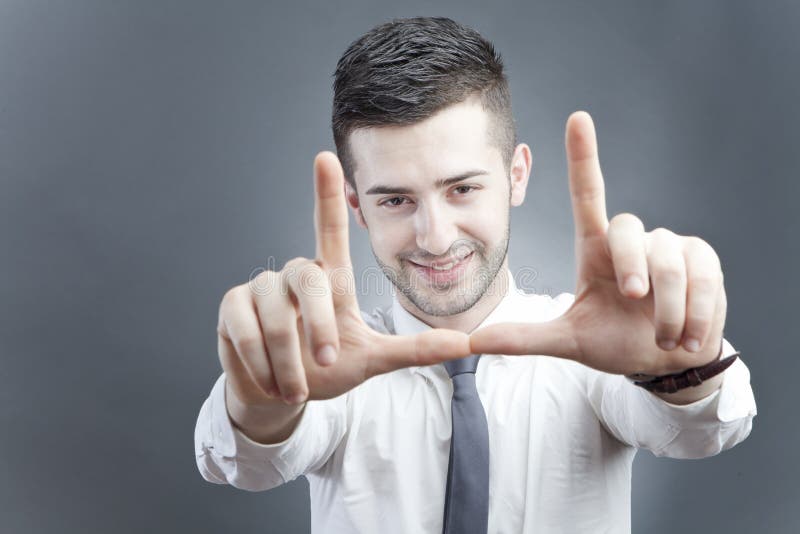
[332,16,517,189]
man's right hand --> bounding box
[216,152,472,418]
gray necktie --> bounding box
[442,354,489,534]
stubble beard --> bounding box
[374,221,510,317]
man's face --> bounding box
[346,98,528,317]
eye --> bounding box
[379,196,409,208]
[453,185,477,195]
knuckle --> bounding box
[215,320,229,340]
[249,270,279,297]
[282,256,311,274]
[237,334,263,352]
[685,317,710,337]
[220,286,237,306]
[653,266,684,285]
[253,269,275,285]
[610,212,643,229]
[656,319,684,337]
[574,186,602,203]
[221,284,246,307]
[262,325,293,345]
[328,266,355,296]
[651,226,670,236]
[218,286,248,333]
[299,260,324,276]
[686,236,720,262]
[236,335,264,356]
[650,227,675,242]
[689,275,717,293]
[294,263,328,296]
[277,378,307,398]
[685,235,707,249]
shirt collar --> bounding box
[389,267,524,378]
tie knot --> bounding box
[444,354,481,378]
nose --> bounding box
[414,199,458,257]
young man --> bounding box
[194,17,756,533]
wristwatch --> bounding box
[626,338,739,394]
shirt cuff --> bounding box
[637,338,757,428]
[206,373,344,483]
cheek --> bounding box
[467,194,508,238]
[368,222,414,257]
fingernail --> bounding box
[317,344,337,365]
[659,339,677,351]
[624,275,645,295]
[685,338,701,352]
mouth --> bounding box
[407,252,474,283]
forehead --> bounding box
[349,99,502,190]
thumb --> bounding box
[368,328,473,377]
[469,318,578,360]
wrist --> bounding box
[626,338,738,394]
[225,379,306,444]
[651,372,725,405]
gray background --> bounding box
[2,0,797,532]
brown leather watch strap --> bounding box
[632,352,740,394]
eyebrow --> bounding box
[364,170,490,195]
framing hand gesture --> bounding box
[470,112,727,377]
[217,152,472,406]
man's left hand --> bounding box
[470,111,726,378]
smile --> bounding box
[408,252,474,283]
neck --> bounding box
[397,257,511,334]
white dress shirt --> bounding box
[194,268,757,533]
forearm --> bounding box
[225,379,306,444]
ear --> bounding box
[344,181,368,229]
[509,143,532,207]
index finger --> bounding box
[565,111,609,239]
[314,151,353,271]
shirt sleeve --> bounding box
[194,372,348,491]
[585,336,757,459]
[548,291,757,459]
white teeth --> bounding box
[431,262,455,271]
